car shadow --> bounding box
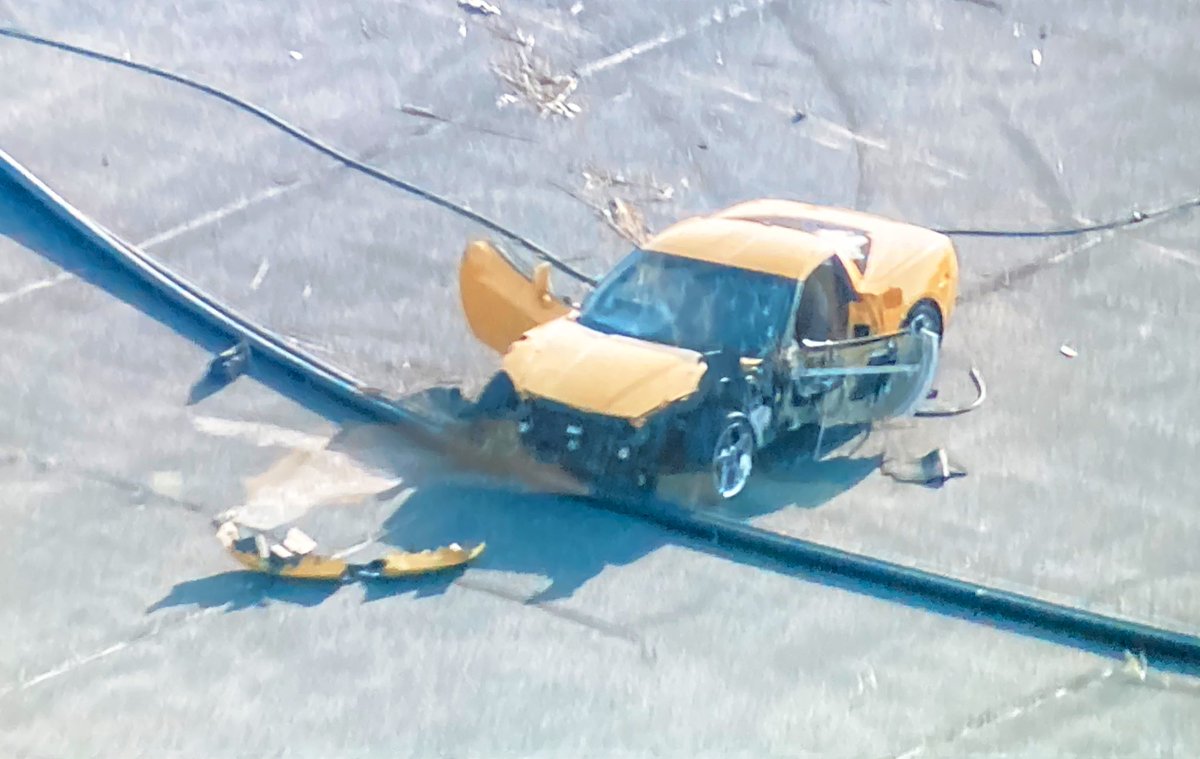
[0,178,886,614]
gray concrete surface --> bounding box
[1,0,1198,756]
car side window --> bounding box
[793,258,850,343]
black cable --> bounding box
[914,366,986,417]
[933,195,1200,238]
[0,26,599,287]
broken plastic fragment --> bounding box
[288,50,303,61]
[1031,49,1043,67]
[1059,344,1078,358]
[216,520,483,582]
[458,0,501,15]
[282,527,317,556]
[209,340,251,382]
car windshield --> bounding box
[577,248,796,357]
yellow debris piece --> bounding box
[372,543,487,577]
[215,520,484,581]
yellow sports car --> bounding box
[459,199,959,501]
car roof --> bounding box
[643,199,948,280]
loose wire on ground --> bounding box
[915,367,987,418]
[0,26,599,287]
[933,196,1200,238]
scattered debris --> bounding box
[1013,22,1021,38]
[100,154,109,167]
[555,165,678,245]
[395,102,535,143]
[208,340,251,383]
[1060,344,1078,358]
[302,283,313,298]
[1038,24,1049,40]
[250,258,270,291]
[570,2,584,15]
[1123,650,1148,681]
[288,50,304,61]
[491,34,581,118]
[399,104,441,120]
[791,110,807,124]
[1031,48,1043,68]
[360,18,373,40]
[150,470,184,500]
[882,448,967,487]
[495,93,519,108]
[216,520,485,581]
[459,0,502,16]
[458,20,468,38]
[697,142,709,150]
[958,0,1003,11]
[606,198,650,245]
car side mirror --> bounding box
[532,262,552,302]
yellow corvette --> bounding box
[459,199,959,501]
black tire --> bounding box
[903,300,943,338]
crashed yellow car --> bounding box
[460,199,959,501]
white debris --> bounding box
[570,2,584,15]
[288,50,304,61]
[1031,48,1043,67]
[282,527,318,556]
[250,258,270,291]
[302,283,313,298]
[458,0,501,15]
[1123,650,1148,681]
[1013,22,1021,37]
[458,20,467,37]
[150,471,183,500]
[680,177,690,190]
[1059,344,1078,358]
[496,93,519,108]
[716,51,724,66]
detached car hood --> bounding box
[502,318,707,419]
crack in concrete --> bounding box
[576,0,781,78]
[883,663,1119,759]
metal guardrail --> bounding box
[2,147,1198,676]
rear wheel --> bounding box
[903,300,943,338]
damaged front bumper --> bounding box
[515,398,665,488]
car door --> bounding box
[785,326,940,426]
[459,240,572,354]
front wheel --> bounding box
[710,412,755,501]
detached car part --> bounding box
[216,521,484,581]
